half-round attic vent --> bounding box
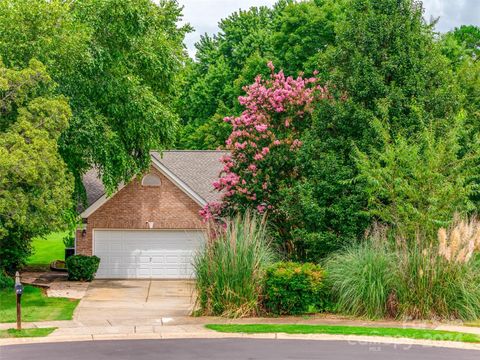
[141,173,161,187]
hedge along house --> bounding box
[76,151,226,279]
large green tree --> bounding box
[355,117,479,240]
[280,0,463,261]
[177,0,342,149]
[0,60,73,272]
[441,26,480,151]
[0,0,190,196]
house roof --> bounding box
[150,151,227,203]
[81,150,226,217]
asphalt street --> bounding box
[1,339,479,360]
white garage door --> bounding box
[93,230,205,279]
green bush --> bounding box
[0,235,33,274]
[194,212,276,317]
[62,235,75,248]
[263,262,329,315]
[0,270,14,289]
[66,255,100,281]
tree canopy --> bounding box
[0,60,73,272]
[176,0,343,149]
[0,0,190,196]
[280,0,464,260]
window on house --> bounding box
[141,173,161,186]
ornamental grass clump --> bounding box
[395,240,480,320]
[438,215,480,263]
[326,219,480,321]
[325,237,397,319]
[394,217,480,320]
[194,212,276,317]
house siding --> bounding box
[76,167,205,256]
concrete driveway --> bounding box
[74,280,196,326]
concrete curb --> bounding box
[1,329,480,351]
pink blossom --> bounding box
[291,139,302,149]
[234,141,247,150]
[199,202,223,221]
[254,124,268,132]
[205,63,329,221]
[256,204,266,213]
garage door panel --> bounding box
[93,230,205,279]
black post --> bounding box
[16,293,21,330]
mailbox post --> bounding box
[14,271,23,330]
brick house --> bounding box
[76,150,225,279]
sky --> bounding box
[178,0,480,57]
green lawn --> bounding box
[0,327,56,338]
[27,231,67,265]
[0,285,78,323]
[206,324,480,343]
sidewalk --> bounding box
[1,316,479,350]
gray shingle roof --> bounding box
[82,168,105,208]
[82,150,226,211]
[151,150,227,204]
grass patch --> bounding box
[0,327,56,338]
[27,231,67,266]
[466,320,480,327]
[0,285,78,323]
[205,324,480,343]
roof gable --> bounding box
[80,150,226,218]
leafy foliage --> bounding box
[263,262,329,315]
[176,0,342,149]
[0,0,190,197]
[355,118,479,239]
[66,255,100,281]
[0,271,13,289]
[280,0,463,261]
[0,60,73,273]
[200,64,329,255]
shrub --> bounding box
[0,235,33,274]
[263,262,329,315]
[63,235,75,248]
[66,255,100,281]
[194,212,276,317]
[0,270,14,289]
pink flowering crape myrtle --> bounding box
[201,62,330,221]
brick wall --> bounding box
[76,167,205,255]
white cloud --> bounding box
[422,0,480,32]
[178,0,480,57]
[178,0,277,57]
